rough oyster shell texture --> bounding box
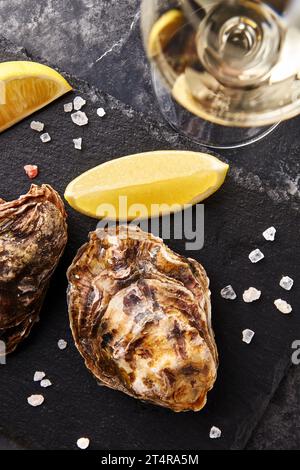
[68,226,218,412]
[0,185,67,354]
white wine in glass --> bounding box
[141,0,300,148]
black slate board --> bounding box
[0,37,300,451]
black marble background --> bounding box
[0,0,299,449]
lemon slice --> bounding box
[148,9,184,57]
[0,61,72,133]
[65,150,229,220]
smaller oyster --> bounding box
[0,185,67,355]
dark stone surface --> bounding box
[0,0,154,115]
[0,0,299,450]
[0,45,300,447]
[248,365,300,450]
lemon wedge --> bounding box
[148,9,184,57]
[65,150,229,220]
[0,61,72,133]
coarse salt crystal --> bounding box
[249,249,264,263]
[64,102,73,113]
[209,426,222,439]
[30,121,44,132]
[242,329,255,344]
[74,96,86,111]
[77,437,90,449]
[279,276,294,291]
[274,299,292,314]
[34,371,45,382]
[71,111,88,126]
[73,138,82,150]
[58,339,67,350]
[40,379,52,388]
[40,132,51,143]
[97,107,106,118]
[262,226,276,241]
[243,287,261,303]
[220,285,237,300]
[24,165,38,179]
[27,394,44,407]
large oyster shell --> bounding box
[0,185,67,354]
[67,225,218,412]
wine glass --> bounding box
[141,0,300,148]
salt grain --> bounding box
[97,107,106,118]
[34,371,45,382]
[274,299,292,314]
[220,285,237,300]
[262,226,276,241]
[40,132,51,143]
[30,121,44,132]
[73,138,82,150]
[249,249,264,263]
[58,339,67,350]
[40,379,52,388]
[74,96,86,111]
[71,111,88,126]
[279,276,294,291]
[209,426,222,439]
[24,165,38,180]
[243,287,261,303]
[64,102,73,113]
[242,329,255,344]
[27,394,44,407]
[77,437,90,450]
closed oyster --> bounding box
[0,185,67,354]
[68,226,218,412]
